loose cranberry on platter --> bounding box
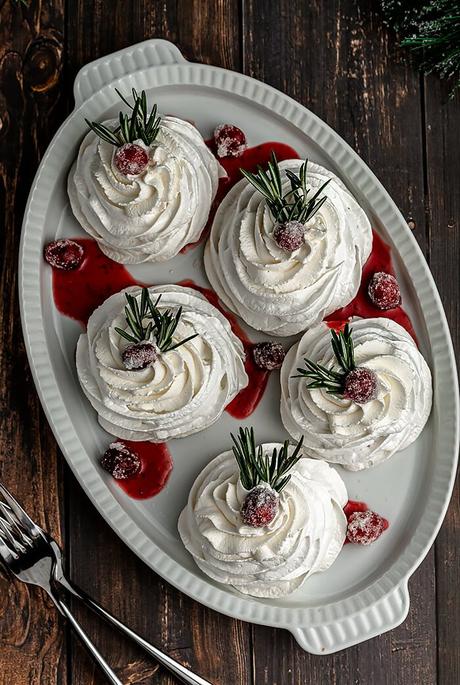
[214,124,247,158]
[44,239,84,271]
[346,510,388,545]
[100,442,141,480]
[121,342,157,370]
[114,143,149,176]
[273,220,305,252]
[241,485,279,527]
[368,272,401,310]
[252,342,285,371]
[343,367,377,404]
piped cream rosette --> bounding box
[76,285,248,441]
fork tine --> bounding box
[0,517,21,560]
[0,514,29,554]
[0,502,35,549]
[0,482,42,536]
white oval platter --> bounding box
[19,39,459,655]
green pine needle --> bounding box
[86,88,161,147]
[115,288,198,353]
[241,152,330,225]
[292,323,356,395]
[231,426,304,492]
[382,0,460,95]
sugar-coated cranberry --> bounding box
[368,272,401,310]
[343,367,377,404]
[214,124,247,158]
[114,143,149,176]
[346,510,388,545]
[121,342,157,370]
[273,221,305,252]
[100,442,141,480]
[252,342,285,371]
[242,485,279,527]
[44,239,84,271]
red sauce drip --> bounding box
[52,239,138,327]
[179,279,269,419]
[326,230,416,340]
[344,499,370,518]
[115,440,172,500]
[181,141,299,253]
[343,499,389,544]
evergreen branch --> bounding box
[382,0,460,95]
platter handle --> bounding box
[291,580,410,655]
[73,39,187,107]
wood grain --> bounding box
[424,76,460,685]
[243,1,437,682]
[1,1,458,684]
[0,1,67,684]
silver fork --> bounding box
[0,482,212,685]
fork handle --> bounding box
[50,591,123,685]
[57,578,212,685]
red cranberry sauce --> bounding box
[113,440,173,500]
[344,500,370,518]
[52,239,138,326]
[326,230,415,340]
[181,141,299,253]
[179,279,269,419]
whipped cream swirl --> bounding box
[204,160,372,336]
[76,285,248,441]
[281,318,432,470]
[68,116,222,263]
[178,447,347,598]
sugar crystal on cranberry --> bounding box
[252,342,285,371]
[114,143,149,176]
[273,220,305,252]
[122,342,157,370]
[343,367,377,404]
[214,124,247,158]
[346,510,388,545]
[44,239,84,271]
[100,442,141,480]
[242,485,279,527]
[368,272,401,310]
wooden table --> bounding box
[1,1,458,683]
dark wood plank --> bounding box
[423,76,460,685]
[0,1,67,684]
[64,2,251,684]
[242,0,437,682]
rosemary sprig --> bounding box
[292,324,356,395]
[240,152,331,224]
[115,288,198,353]
[231,426,304,492]
[146,294,199,353]
[85,88,161,147]
[115,288,154,344]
